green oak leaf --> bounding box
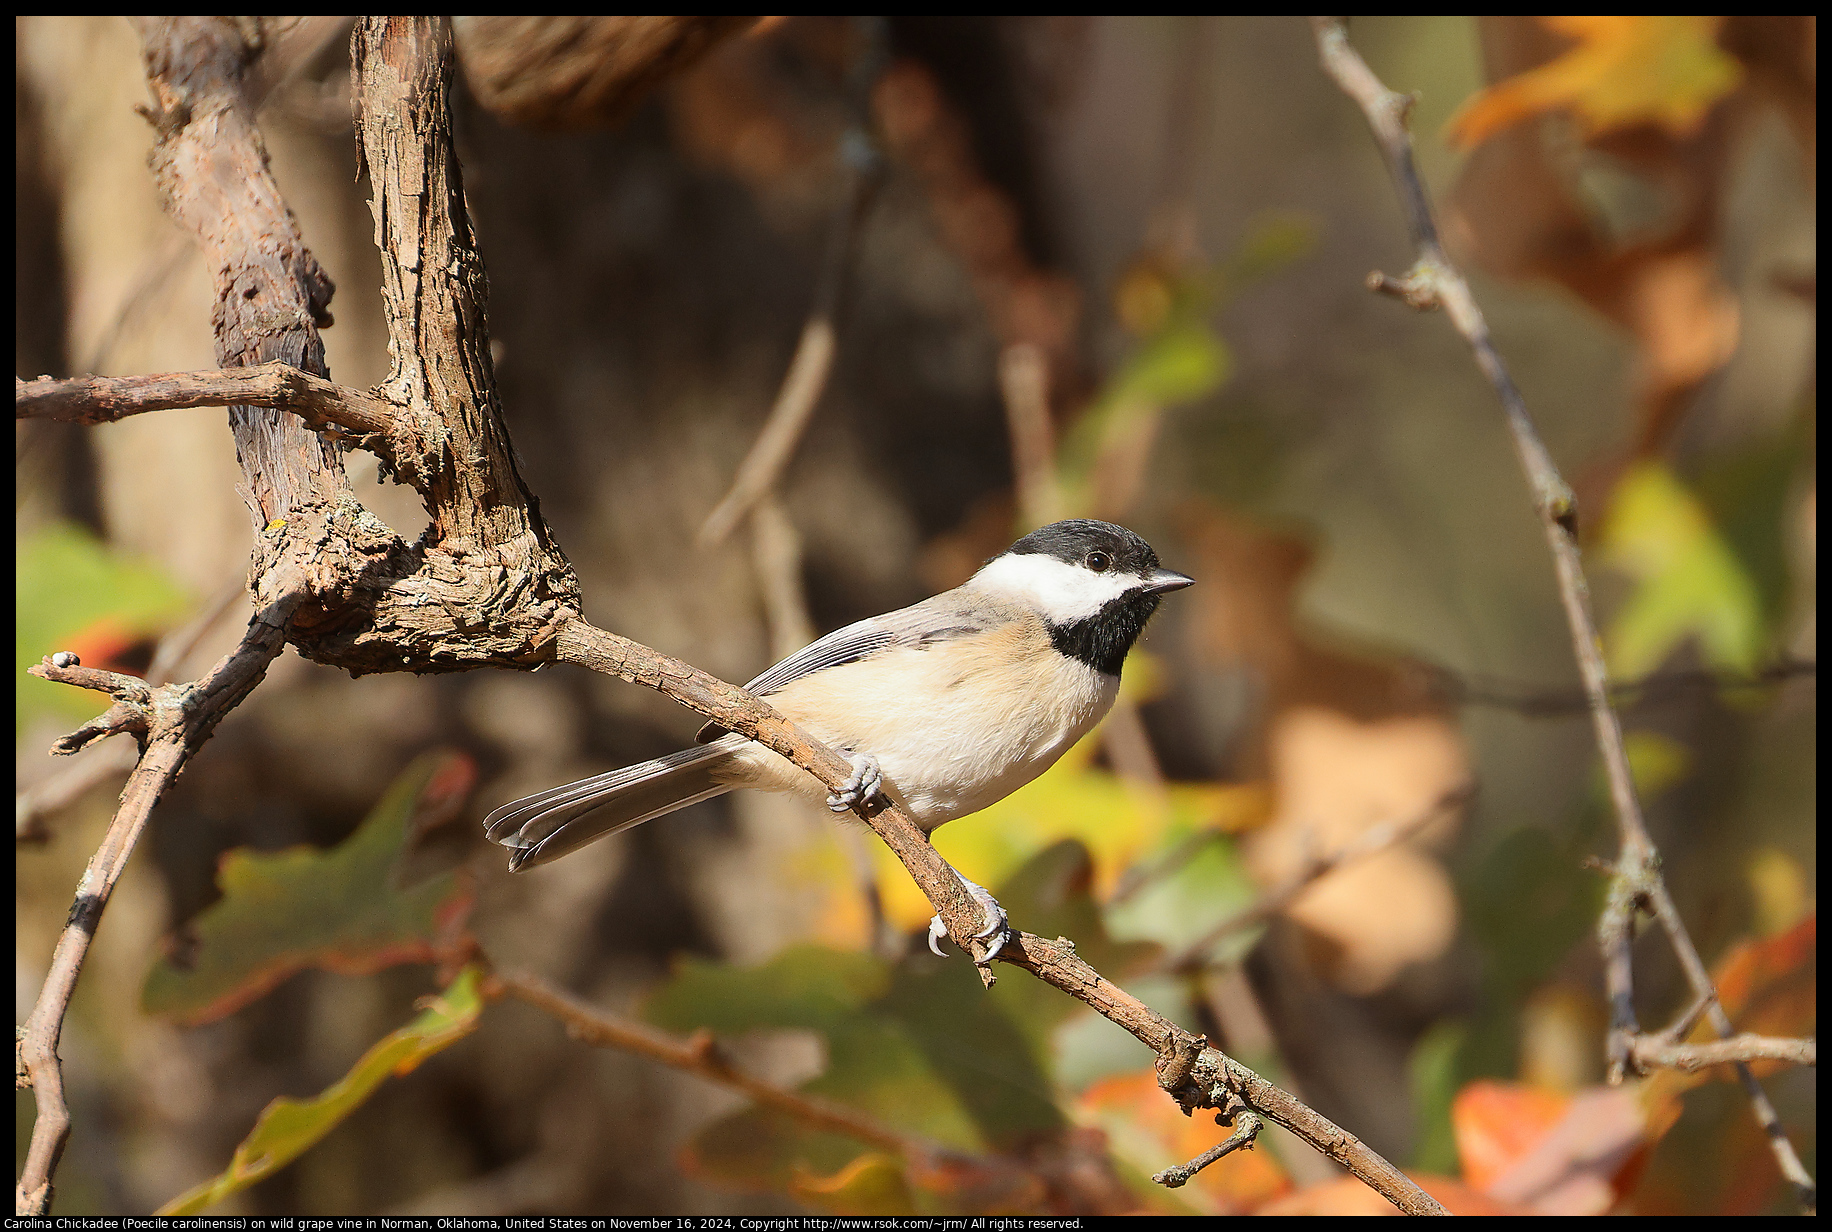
[142,752,478,1024]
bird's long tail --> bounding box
[484,735,745,871]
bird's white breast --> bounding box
[722,616,1119,830]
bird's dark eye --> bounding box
[1086,551,1112,572]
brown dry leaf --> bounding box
[1250,709,1464,993]
[1454,1079,1572,1192]
[1181,506,1467,993]
[455,16,760,129]
[1446,17,1743,147]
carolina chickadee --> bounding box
[484,519,1192,955]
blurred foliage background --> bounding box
[15,15,1814,1215]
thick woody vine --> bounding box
[15,17,1449,1217]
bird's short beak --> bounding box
[1142,568,1195,594]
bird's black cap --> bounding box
[1006,519,1161,574]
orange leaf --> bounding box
[1453,1080,1571,1191]
[58,617,153,676]
[1711,913,1815,1025]
[1454,1082,1652,1213]
[1078,1070,1290,1213]
[1683,913,1817,1083]
[1256,1173,1521,1216]
[1448,16,1744,148]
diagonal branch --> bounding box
[1309,16,1815,1213]
[492,968,923,1157]
[696,34,885,550]
[550,615,1448,1215]
[493,966,1136,1210]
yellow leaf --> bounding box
[157,966,485,1215]
[1622,730,1691,800]
[791,1152,918,1216]
[1447,16,1743,148]
[1746,848,1812,939]
[872,732,1267,932]
[1601,460,1763,678]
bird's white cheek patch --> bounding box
[971,553,1138,624]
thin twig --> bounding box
[15,364,396,445]
[749,494,891,952]
[748,494,816,659]
[1158,783,1473,976]
[15,588,300,1215]
[493,968,925,1157]
[1153,1104,1264,1189]
[697,123,883,548]
[1309,17,1815,1213]
[1442,658,1815,718]
[1109,826,1223,906]
[999,341,1063,527]
[17,582,244,842]
[996,300,1161,800]
[494,967,1134,1209]
[698,317,840,549]
[1656,990,1719,1045]
[549,614,1447,1215]
[16,742,138,846]
[1631,1034,1816,1074]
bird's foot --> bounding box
[827,750,885,813]
[928,876,1011,963]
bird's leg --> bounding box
[929,875,1012,962]
[827,749,885,813]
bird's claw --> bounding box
[928,876,1011,963]
[827,751,884,813]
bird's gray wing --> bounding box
[741,615,900,697]
[694,593,1001,742]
